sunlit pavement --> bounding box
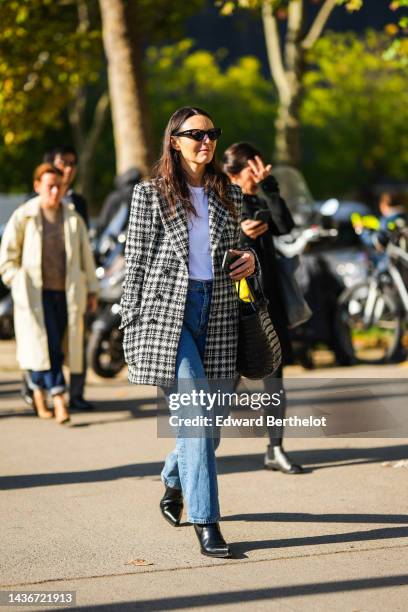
[0,340,407,611]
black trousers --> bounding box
[69,317,88,400]
[234,364,286,447]
[263,365,286,447]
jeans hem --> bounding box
[161,476,182,490]
[50,386,66,396]
[188,516,221,524]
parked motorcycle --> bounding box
[87,203,127,378]
[336,220,408,364]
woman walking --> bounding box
[223,142,304,474]
[120,107,256,557]
[0,163,98,423]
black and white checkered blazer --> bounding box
[120,179,245,387]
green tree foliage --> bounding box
[0,0,204,149]
[126,0,204,43]
[215,1,403,167]
[384,0,408,65]
[0,0,204,201]
[0,0,102,146]
[146,40,277,159]
[0,39,275,196]
[302,30,408,196]
[0,0,405,204]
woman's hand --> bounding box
[247,155,272,184]
[241,219,268,240]
[228,249,256,281]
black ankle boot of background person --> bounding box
[264,444,304,474]
[160,485,184,526]
[194,523,231,558]
[263,369,304,474]
[69,371,95,411]
[69,397,95,411]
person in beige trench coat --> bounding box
[0,163,99,423]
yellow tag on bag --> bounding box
[235,278,254,302]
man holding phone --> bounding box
[223,143,304,475]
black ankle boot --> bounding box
[264,445,304,474]
[160,486,183,526]
[194,523,231,558]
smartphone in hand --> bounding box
[222,250,241,273]
[254,209,271,224]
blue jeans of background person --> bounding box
[161,279,222,524]
[30,290,68,396]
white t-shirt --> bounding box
[187,185,213,280]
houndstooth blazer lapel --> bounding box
[155,190,189,267]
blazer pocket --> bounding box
[119,307,141,330]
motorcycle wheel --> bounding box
[335,282,403,364]
[87,326,125,378]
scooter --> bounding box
[87,204,127,378]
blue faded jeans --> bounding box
[161,279,221,524]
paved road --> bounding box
[0,341,407,610]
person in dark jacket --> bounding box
[223,142,304,475]
[45,146,89,228]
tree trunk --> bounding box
[262,0,304,167]
[67,1,111,208]
[278,0,304,166]
[68,89,110,208]
[262,0,338,168]
[99,0,152,176]
[274,92,302,166]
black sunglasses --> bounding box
[172,128,222,142]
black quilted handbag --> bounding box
[236,277,282,379]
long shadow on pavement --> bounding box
[224,512,408,524]
[0,444,407,490]
[232,526,408,556]
[53,575,408,611]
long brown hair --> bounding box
[153,106,237,220]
